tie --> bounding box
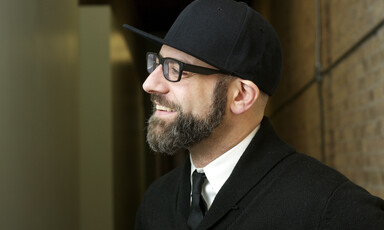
[187,170,207,230]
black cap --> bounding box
[123,0,282,96]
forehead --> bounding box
[159,45,216,69]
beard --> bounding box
[146,77,230,155]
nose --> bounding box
[142,65,170,94]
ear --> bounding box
[230,79,259,115]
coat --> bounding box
[135,117,384,229]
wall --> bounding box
[0,0,79,229]
[321,0,384,198]
[0,1,146,229]
[110,2,146,228]
[256,0,323,160]
[255,0,384,198]
[79,6,113,230]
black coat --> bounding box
[135,117,384,229]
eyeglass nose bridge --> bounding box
[148,56,167,80]
[142,63,171,94]
[151,63,164,77]
[147,52,183,82]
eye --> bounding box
[167,61,181,75]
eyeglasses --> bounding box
[146,52,230,82]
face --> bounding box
[143,45,231,154]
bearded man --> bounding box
[124,0,384,229]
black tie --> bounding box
[187,170,207,230]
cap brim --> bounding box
[123,24,165,45]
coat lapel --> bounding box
[176,158,192,229]
[198,117,296,229]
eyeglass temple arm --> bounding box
[183,63,231,76]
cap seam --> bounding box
[223,4,250,70]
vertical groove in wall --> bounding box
[270,1,384,166]
[315,0,326,163]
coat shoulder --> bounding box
[270,152,384,229]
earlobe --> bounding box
[230,80,259,114]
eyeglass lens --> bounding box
[147,53,158,74]
[147,53,182,82]
[164,59,181,81]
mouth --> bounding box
[154,101,178,119]
[156,104,176,112]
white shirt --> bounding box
[190,125,260,209]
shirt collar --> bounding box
[190,125,260,194]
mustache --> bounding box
[150,95,182,112]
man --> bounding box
[124,0,384,229]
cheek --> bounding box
[172,77,218,115]
[192,86,216,115]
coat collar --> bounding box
[186,117,296,229]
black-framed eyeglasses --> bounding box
[146,52,230,82]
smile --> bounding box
[156,104,176,112]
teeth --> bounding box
[156,104,175,112]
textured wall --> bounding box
[256,0,384,198]
[255,0,323,160]
[322,0,384,198]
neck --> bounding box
[189,115,262,168]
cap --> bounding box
[123,0,282,96]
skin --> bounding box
[143,45,268,168]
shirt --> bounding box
[190,125,260,209]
